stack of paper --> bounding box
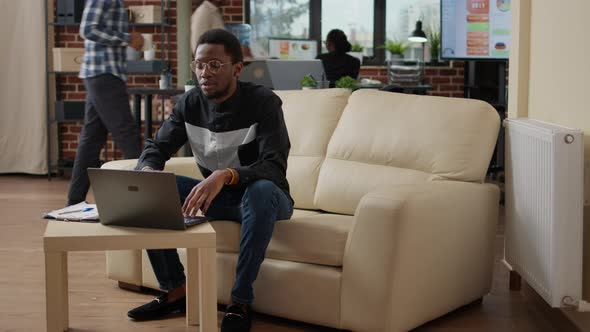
[44,202,99,222]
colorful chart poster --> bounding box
[441,0,511,59]
[268,39,318,60]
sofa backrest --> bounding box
[314,90,500,215]
[274,89,351,210]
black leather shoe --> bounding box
[127,293,186,321]
[221,303,252,332]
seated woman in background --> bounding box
[316,29,361,87]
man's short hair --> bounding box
[196,29,243,63]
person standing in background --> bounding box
[190,0,226,53]
[191,1,254,61]
[316,29,361,88]
[67,0,144,206]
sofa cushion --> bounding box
[211,209,352,267]
[274,89,351,210]
[315,160,431,215]
[101,157,203,179]
[315,90,500,215]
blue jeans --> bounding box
[146,175,293,305]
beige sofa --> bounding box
[102,89,500,331]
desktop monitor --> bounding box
[441,0,511,60]
[268,38,318,60]
[240,59,326,91]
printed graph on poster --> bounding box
[441,0,511,60]
[268,38,318,60]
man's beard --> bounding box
[203,82,232,100]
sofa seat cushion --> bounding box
[211,209,352,267]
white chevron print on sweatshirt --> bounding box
[185,122,258,171]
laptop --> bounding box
[87,168,210,230]
[240,59,326,90]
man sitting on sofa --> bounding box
[127,29,293,332]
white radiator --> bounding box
[504,118,584,308]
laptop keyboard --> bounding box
[183,216,211,227]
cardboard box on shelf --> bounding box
[52,48,84,72]
[129,5,162,24]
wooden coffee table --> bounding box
[43,221,217,332]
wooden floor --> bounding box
[0,174,577,332]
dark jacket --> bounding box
[136,81,292,202]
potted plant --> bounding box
[351,42,364,53]
[380,39,409,60]
[349,42,364,64]
[184,78,196,92]
[300,74,317,90]
[335,76,358,90]
[428,30,441,63]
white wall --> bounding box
[508,0,590,299]
[0,0,49,174]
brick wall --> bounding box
[56,0,244,162]
[359,61,465,98]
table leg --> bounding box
[199,247,217,332]
[45,251,68,332]
[186,248,200,326]
[145,94,152,139]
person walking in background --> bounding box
[191,1,254,62]
[316,29,361,87]
[67,0,144,206]
[190,0,226,53]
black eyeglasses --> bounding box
[190,60,232,74]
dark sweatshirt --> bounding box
[136,81,292,202]
[316,52,361,87]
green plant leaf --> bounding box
[300,74,317,88]
[428,29,441,60]
[335,76,358,90]
[351,42,364,52]
[378,39,410,55]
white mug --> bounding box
[141,33,153,51]
[144,49,155,61]
[159,79,166,89]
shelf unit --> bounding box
[44,0,172,178]
[463,60,508,174]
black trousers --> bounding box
[67,74,141,205]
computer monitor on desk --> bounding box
[268,38,318,60]
[240,59,326,90]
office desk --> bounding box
[128,87,184,140]
[380,84,432,95]
[358,83,384,90]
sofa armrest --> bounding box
[101,157,203,179]
[340,181,499,332]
